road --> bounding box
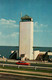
[0,73,51,80]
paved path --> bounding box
[0,68,52,79]
[0,72,51,80]
[0,68,52,76]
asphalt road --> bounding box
[0,73,51,80]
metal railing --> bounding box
[0,63,52,70]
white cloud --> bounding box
[34,21,48,28]
[40,24,48,27]
[34,22,38,27]
[8,32,19,38]
[0,18,19,28]
[0,32,19,38]
[40,24,43,27]
[0,32,2,35]
[33,30,43,32]
[0,32,19,46]
[34,21,48,33]
[0,18,19,46]
[0,18,16,24]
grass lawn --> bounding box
[0,65,52,73]
[31,63,52,67]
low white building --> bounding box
[33,50,52,60]
[33,50,39,60]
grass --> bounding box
[0,61,16,64]
[0,65,52,73]
[31,63,52,67]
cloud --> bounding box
[0,18,16,24]
[34,21,48,28]
[10,32,19,37]
[0,18,19,28]
[40,24,48,27]
[0,32,19,38]
[0,18,19,46]
[33,30,43,32]
[34,21,48,33]
[0,32,19,46]
[6,32,19,38]
[0,32,2,35]
[34,22,38,27]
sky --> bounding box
[0,0,52,47]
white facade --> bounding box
[48,52,52,55]
[19,21,33,60]
[33,50,39,60]
[40,51,46,54]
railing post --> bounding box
[3,64,4,67]
[35,66,37,70]
[18,65,20,69]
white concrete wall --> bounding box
[40,51,46,54]
[11,51,14,54]
[39,52,52,55]
[33,50,39,60]
[19,21,33,60]
[48,52,52,55]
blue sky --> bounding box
[0,0,52,47]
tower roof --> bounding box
[21,15,33,21]
[21,15,32,19]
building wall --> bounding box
[48,52,52,55]
[19,22,33,60]
[40,51,46,54]
[33,50,39,60]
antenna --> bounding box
[21,12,22,18]
[16,12,22,21]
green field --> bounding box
[0,65,52,73]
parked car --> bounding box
[16,61,30,65]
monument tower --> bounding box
[19,15,33,60]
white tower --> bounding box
[19,15,33,60]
